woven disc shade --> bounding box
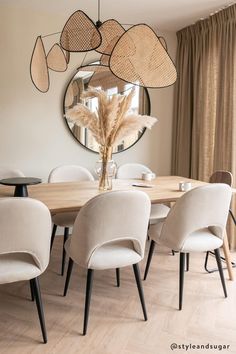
[159,37,167,50]
[30,36,49,93]
[110,24,177,88]
[96,19,125,55]
[100,54,110,65]
[79,64,109,73]
[64,50,70,64]
[60,10,102,52]
[47,43,68,72]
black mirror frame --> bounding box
[62,67,151,154]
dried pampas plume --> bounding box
[65,87,157,147]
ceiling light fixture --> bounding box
[30,0,177,93]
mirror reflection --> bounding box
[63,63,150,153]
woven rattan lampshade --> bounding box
[30,36,49,93]
[30,3,177,93]
[60,10,102,52]
[64,50,70,64]
[100,54,110,65]
[110,24,177,88]
[159,37,167,50]
[79,64,109,73]
[96,19,125,55]
[47,43,68,72]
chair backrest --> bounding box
[116,163,152,179]
[68,190,151,268]
[158,184,232,251]
[210,170,233,187]
[0,198,51,273]
[48,165,94,182]
[0,167,25,179]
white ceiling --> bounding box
[3,0,234,31]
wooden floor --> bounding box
[1,237,236,354]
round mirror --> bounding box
[63,63,150,153]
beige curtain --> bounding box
[172,5,236,248]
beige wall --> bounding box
[0,4,177,181]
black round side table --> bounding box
[0,177,42,197]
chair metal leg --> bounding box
[186,253,190,272]
[204,210,236,275]
[179,253,185,311]
[229,209,236,225]
[30,278,47,344]
[204,249,236,274]
[133,263,148,321]
[143,240,156,280]
[61,227,69,276]
[214,248,227,298]
[83,269,94,336]
[50,224,57,252]
[63,258,74,296]
[116,268,120,287]
[29,280,34,301]
[172,250,175,256]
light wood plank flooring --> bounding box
[0,237,236,354]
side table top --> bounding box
[0,177,42,186]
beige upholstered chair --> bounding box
[144,184,232,310]
[0,167,25,178]
[0,198,51,343]
[204,170,234,271]
[116,163,170,223]
[63,190,151,335]
[210,170,233,186]
[48,165,94,275]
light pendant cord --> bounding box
[96,0,102,27]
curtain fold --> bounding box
[172,5,236,248]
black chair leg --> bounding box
[63,258,74,296]
[143,240,156,280]
[186,253,190,272]
[83,269,94,336]
[50,224,57,252]
[172,250,175,256]
[61,227,69,276]
[179,253,185,310]
[30,278,47,343]
[133,263,148,321]
[214,248,227,298]
[229,209,236,225]
[29,280,34,301]
[116,268,120,287]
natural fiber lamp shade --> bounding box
[60,10,102,52]
[30,36,49,93]
[47,43,68,72]
[100,54,110,65]
[110,24,177,88]
[96,19,125,55]
[79,64,109,73]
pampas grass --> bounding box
[66,87,157,148]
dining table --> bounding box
[0,175,234,280]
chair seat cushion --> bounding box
[89,240,142,270]
[149,224,223,253]
[149,204,170,224]
[0,253,41,284]
[181,228,223,252]
[52,211,78,227]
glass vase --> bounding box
[95,146,117,190]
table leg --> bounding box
[222,231,234,281]
[14,185,28,197]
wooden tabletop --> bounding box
[0,176,207,214]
